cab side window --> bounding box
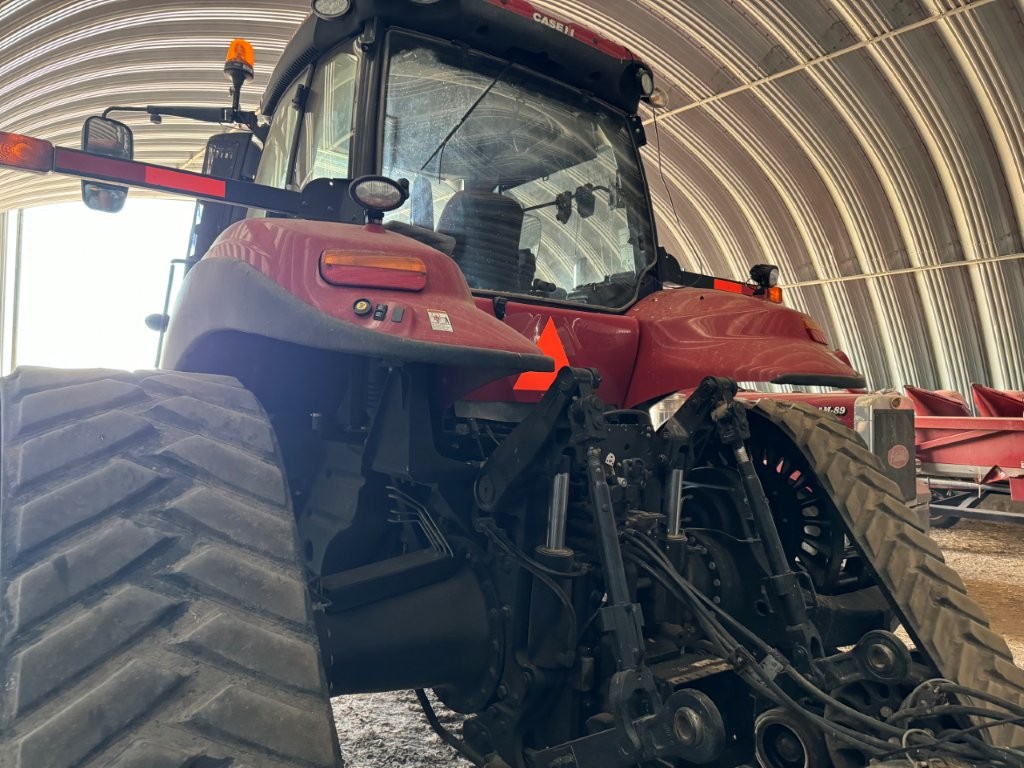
[253,75,306,192]
[294,49,358,190]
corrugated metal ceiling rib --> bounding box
[0,0,1021,393]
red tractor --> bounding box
[1,1,1022,766]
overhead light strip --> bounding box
[786,251,1024,289]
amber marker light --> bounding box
[320,252,427,291]
[767,286,784,304]
[0,131,53,172]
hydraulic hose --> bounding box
[621,529,1024,764]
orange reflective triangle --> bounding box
[514,317,570,391]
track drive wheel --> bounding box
[0,368,341,767]
[750,399,1024,747]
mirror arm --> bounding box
[101,105,148,119]
[523,199,558,213]
[100,105,265,141]
[523,184,612,214]
[235,111,270,143]
[145,105,232,124]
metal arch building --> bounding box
[0,0,1022,394]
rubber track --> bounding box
[0,367,341,768]
[751,399,1024,747]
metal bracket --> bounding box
[529,687,725,768]
[474,367,599,512]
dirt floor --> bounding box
[332,519,1024,766]
[333,690,469,767]
[930,519,1024,663]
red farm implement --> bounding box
[906,384,1024,527]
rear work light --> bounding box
[320,251,427,291]
[312,0,352,19]
[0,131,53,172]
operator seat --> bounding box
[437,191,525,292]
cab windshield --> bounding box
[380,33,654,309]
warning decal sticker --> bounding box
[514,317,570,391]
[427,310,454,332]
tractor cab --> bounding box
[249,0,658,311]
[230,0,861,405]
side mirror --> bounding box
[575,184,596,219]
[81,116,133,213]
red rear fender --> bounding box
[164,218,553,376]
[625,287,864,406]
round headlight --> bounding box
[637,67,655,97]
[312,0,351,20]
[350,176,409,214]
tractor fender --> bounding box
[625,286,864,405]
[162,218,554,376]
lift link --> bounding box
[585,443,644,668]
[550,387,725,767]
[488,369,726,767]
[709,380,824,662]
[564,384,649,675]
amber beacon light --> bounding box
[223,38,255,114]
[224,38,255,77]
